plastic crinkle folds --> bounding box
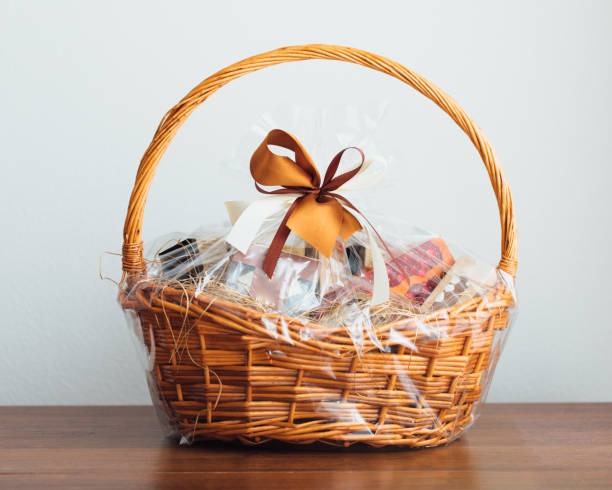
[116,45,518,448]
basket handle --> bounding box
[122,44,517,278]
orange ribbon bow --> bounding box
[250,129,367,278]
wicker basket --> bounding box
[120,44,517,448]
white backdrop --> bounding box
[1,0,610,404]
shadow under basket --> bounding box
[118,44,518,448]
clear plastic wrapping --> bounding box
[118,106,517,447]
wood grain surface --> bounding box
[1,404,610,489]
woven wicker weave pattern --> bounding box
[122,281,513,447]
[120,45,517,447]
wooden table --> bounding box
[1,404,610,489]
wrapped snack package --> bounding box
[364,238,455,303]
[116,45,518,448]
[225,244,321,315]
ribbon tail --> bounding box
[335,200,390,306]
[225,201,250,225]
[262,197,303,278]
[225,195,298,253]
[365,225,390,305]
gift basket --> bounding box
[118,45,518,447]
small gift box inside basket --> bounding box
[117,45,518,448]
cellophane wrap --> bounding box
[120,106,517,446]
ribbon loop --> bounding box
[322,147,365,191]
[250,129,320,188]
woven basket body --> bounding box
[120,45,517,447]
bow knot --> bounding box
[250,130,365,277]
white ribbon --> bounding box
[224,157,390,305]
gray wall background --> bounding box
[1,0,610,405]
